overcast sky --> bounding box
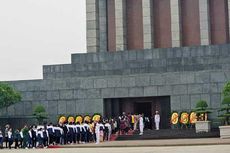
[0,0,86,81]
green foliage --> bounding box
[222,96,230,105]
[196,100,208,109]
[218,81,230,125]
[223,81,230,97]
[194,100,211,121]
[33,105,48,124]
[218,96,230,125]
[194,100,211,113]
[0,82,21,108]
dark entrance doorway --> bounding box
[135,102,151,117]
[104,96,171,129]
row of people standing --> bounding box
[0,120,113,149]
[0,124,50,149]
[0,112,160,149]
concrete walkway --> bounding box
[61,138,230,148]
[2,146,230,153]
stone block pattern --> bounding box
[1,44,230,124]
[3,69,230,122]
[45,44,230,79]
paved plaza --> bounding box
[0,145,230,153]
[1,138,230,153]
[62,138,230,148]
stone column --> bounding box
[199,0,211,45]
[115,0,127,51]
[170,0,182,47]
[98,0,108,52]
[142,0,153,49]
[86,0,99,53]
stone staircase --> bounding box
[116,129,220,141]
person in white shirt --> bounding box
[139,114,144,135]
[154,111,160,130]
[80,124,86,143]
[99,122,105,142]
[104,122,112,141]
[19,129,24,148]
[4,124,10,149]
[74,123,81,144]
[95,121,100,144]
[53,125,63,145]
[32,126,37,148]
[8,128,13,149]
[83,121,90,143]
[0,129,3,148]
[28,128,32,148]
[43,127,49,147]
[36,128,44,147]
[47,123,55,145]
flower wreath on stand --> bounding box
[92,113,101,122]
[75,115,83,124]
[180,111,189,129]
[58,115,67,124]
[170,111,179,129]
[67,116,75,124]
[189,111,197,128]
[84,115,91,123]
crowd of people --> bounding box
[0,111,160,149]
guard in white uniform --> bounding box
[139,114,144,135]
[95,121,100,144]
[154,111,160,130]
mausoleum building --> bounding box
[1,0,230,128]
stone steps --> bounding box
[116,129,220,141]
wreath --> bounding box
[92,113,101,122]
[58,115,67,124]
[180,112,189,125]
[170,111,179,125]
[84,115,91,123]
[67,116,75,123]
[75,115,83,124]
[189,112,197,124]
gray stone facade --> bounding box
[1,44,230,126]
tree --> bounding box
[0,82,21,109]
[223,81,230,97]
[33,105,48,124]
[194,100,211,121]
[218,81,230,125]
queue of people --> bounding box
[0,120,112,149]
[0,111,160,149]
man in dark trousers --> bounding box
[60,123,68,145]
[31,125,37,148]
[75,122,81,144]
[47,123,54,145]
[4,124,10,148]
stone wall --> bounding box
[1,44,230,127]
[44,44,230,79]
